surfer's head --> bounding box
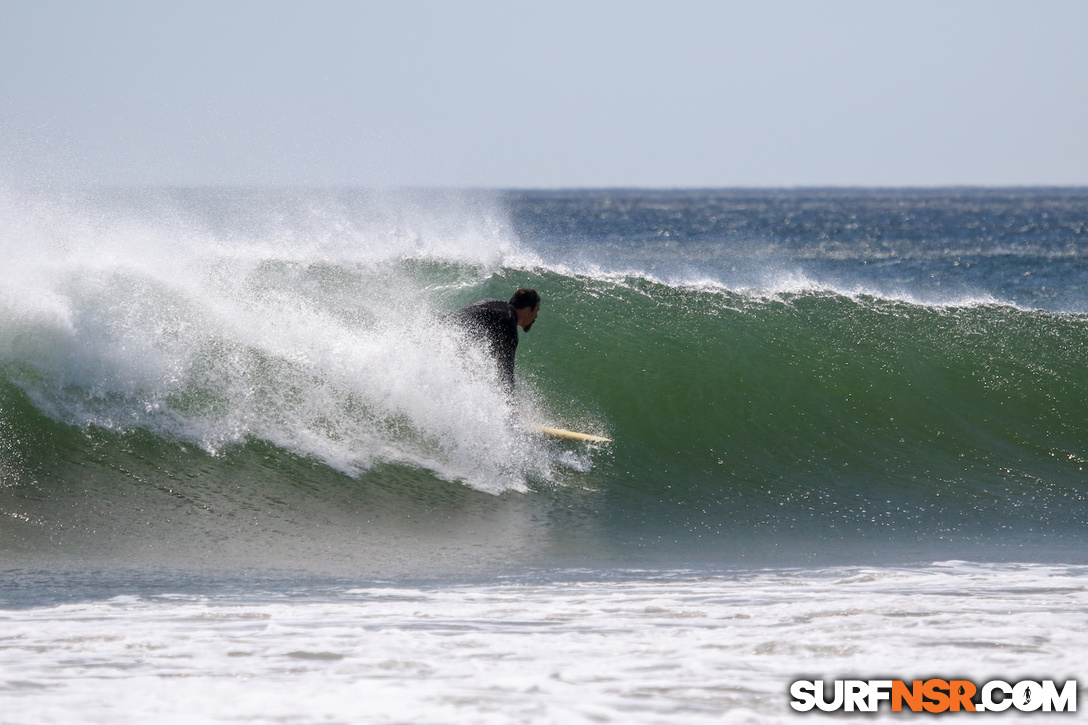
[511,288,540,332]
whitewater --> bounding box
[2,186,1086,722]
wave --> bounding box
[2,187,1087,569]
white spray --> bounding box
[0,186,555,492]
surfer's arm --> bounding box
[491,307,519,396]
[497,346,515,395]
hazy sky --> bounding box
[2,0,1086,188]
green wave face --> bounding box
[511,270,1088,550]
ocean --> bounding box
[1,186,1086,722]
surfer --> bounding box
[448,288,540,395]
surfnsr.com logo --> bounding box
[790,679,1077,713]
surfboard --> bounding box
[536,425,612,443]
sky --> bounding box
[1,0,1086,188]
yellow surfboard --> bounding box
[537,425,612,443]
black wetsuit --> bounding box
[448,298,519,394]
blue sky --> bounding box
[2,0,1085,187]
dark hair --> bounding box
[509,288,540,310]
